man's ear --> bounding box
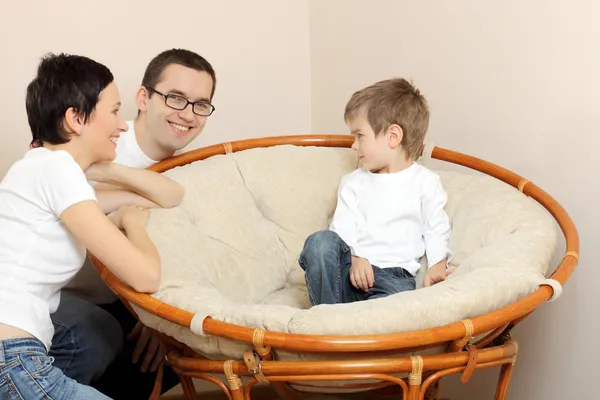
[63,107,84,136]
[136,86,149,112]
[387,124,403,148]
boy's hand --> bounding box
[350,256,374,292]
[424,260,452,287]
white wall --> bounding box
[310,1,598,398]
[0,0,311,177]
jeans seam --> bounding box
[17,356,53,400]
[306,285,317,306]
[335,247,347,304]
[2,373,24,400]
[300,257,317,304]
[335,259,341,303]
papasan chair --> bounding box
[91,134,578,400]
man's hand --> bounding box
[109,204,150,230]
[424,260,452,287]
[85,161,114,183]
[128,321,166,373]
[350,256,374,292]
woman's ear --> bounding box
[63,107,84,136]
[136,86,149,112]
[387,124,404,148]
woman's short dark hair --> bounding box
[25,53,114,146]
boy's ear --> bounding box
[136,86,149,112]
[387,124,403,148]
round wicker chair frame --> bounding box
[91,135,579,400]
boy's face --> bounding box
[138,63,214,155]
[347,116,395,173]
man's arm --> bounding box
[87,162,185,215]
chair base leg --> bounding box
[494,363,515,400]
[424,380,442,400]
[179,375,198,400]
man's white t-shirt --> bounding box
[111,120,158,169]
[65,120,160,304]
[329,162,452,276]
[0,148,97,349]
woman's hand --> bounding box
[61,201,160,293]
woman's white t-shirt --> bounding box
[0,148,96,350]
[65,120,159,304]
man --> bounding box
[50,48,217,399]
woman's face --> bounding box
[83,82,128,162]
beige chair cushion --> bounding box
[132,144,558,361]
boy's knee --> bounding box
[304,230,343,252]
[299,230,347,272]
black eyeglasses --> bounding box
[146,87,215,116]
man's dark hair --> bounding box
[141,48,216,100]
[26,53,114,146]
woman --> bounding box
[0,53,184,399]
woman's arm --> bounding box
[86,162,185,215]
[61,200,161,293]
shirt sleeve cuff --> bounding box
[427,249,453,269]
[349,245,356,256]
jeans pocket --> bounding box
[20,355,55,379]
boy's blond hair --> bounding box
[344,78,429,160]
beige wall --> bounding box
[0,1,310,395]
[0,0,311,177]
[2,1,598,398]
[310,1,598,398]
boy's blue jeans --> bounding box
[0,338,110,400]
[298,230,416,305]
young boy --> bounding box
[298,78,452,306]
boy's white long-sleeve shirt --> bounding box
[329,162,451,276]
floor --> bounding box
[162,386,279,400]
[162,385,450,399]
